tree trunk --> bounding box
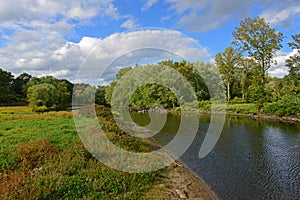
[227,82,230,102]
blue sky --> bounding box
[0,0,299,83]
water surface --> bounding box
[130,113,300,200]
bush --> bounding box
[199,100,211,111]
[264,94,300,116]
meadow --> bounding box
[0,106,162,199]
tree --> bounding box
[232,17,284,104]
[238,58,256,102]
[285,33,300,93]
[11,73,32,103]
[27,83,58,112]
[160,60,210,101]
[0,68,14,104]
[105,67,133,105]
[215,46,242,101]
[95,86,108,105]
[27,76,72,111]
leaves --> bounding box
[232,16,284,78]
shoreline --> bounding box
[133,124,219,199]
[142,160,219,200]
[137,108,300,124]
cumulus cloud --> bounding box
[75,29,211,84]
[0,0,126,81]
[0,29,210,84]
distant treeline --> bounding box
[0,69,107,112]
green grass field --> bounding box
[0,106,161,199]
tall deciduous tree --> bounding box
[215,46,241,102]
[232,17,284,104]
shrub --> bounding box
[199,100,211,111]
[264,94,300,116]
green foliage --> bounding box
[26,76,72,111]
[215,46,242,101]
[12,73,32,96]
[161,60,210,101]
[72,84,96,106]
[199,100,212,111]
[27,83,58,111]
[95,86,108,105]
[284,33,300,94]
[130,83,179,109]
[106,60,212,110]
[0,68,14,104]
[238,58,257,102]
[232,16,284,76]
[264,94,300,116]
[0,107,160,199]
[232,16,284,105]
[226,103,258,114]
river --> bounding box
[130,112,300,200]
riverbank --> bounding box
[142,162,219,199]
[123,117,219,199]
[136,103,300,125]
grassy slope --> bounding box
[0,106,162,199]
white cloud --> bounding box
[49,69,73,78]
[141,0,159,11]
[260,5,300,27]
[165,0,253,32]
[0,1,122,45]
[121,19,139,29]
[0,0,125,80]
[74,30,211,84]
[66,5,98,20]
[269,49,298,77]
[0,29,211,84]
[165,0,300,32]
[104,4,121,20]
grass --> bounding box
[0,106,162,199]
[198,101,259,115]
[225,103,258,114]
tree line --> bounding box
[0,70,107,112]
[104,16,299,115]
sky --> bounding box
[0,0,299,84]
